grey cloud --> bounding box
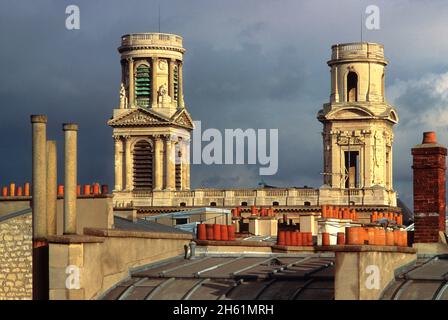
[2,0,448,211]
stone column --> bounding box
[154,136,163,190]
[165,136,175,190]
[412,132,446,243]
[152,57,158,108]
[114,136,123,191]
[31,115,47,239]
[125,136,133,191]
[46,140,57,236]
[181,140,190,190]
[31,115,49,300]
[178,61,184,108]
[333,66,339,103]
[169,58,175,99]
[128,58,134,108]
[63,123,78,235]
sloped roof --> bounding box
[100,253,335,300]
[113,216,193,235]
[381,255,448,300]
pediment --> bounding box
[171,109,194,129]
[108,108,170,127]
[327,107,374,120]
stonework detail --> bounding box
[109,33,193,200]
[317,42,398,206]
[0,213,32,300]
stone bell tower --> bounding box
[108,33,194,199]
[317,43,399,206]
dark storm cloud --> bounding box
[2,0,448,210]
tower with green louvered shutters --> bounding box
[116,32,186,118]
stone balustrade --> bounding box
[120,33,183,48]
[331,42,385,61]
[112,187,396,209]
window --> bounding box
[210,202,217,207]
[347,71,358,102]
[175,145,182,190]
[273,201,279,206]
[241,202,248,206]
[133,140,153,190]
[176,218,188,225]
[180,202,186,207]
[304,201,311,206]
[173,65,179,102]
[344,151,359,188]
[135,64,151,107]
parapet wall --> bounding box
[49,228,193,300]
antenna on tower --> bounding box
[360,11,363,43]
[158,2,161,32]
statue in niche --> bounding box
[119,83,128,109]
[158,83,172,105]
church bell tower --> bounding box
[317,43,399,206]
[108,33,194,199]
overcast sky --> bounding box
[1,0,448,209]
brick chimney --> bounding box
[412,132,447,243]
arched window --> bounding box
[135,64,151,107]
[210,202,217,207]
[272,201,279,206]
[347,72,358,102]
[304,201,311,206]
[173,65,179,102]
[180,202,186,207]
[241,202,248,207]
[381,73,385,101]
[133,140,153,190]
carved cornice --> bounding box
[119,45,186,54]
[337,135,365,146]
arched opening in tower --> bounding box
[133,140,153,190]
[347,72,358,102]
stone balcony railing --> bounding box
[111,187,396,209]
[120,33,183,49]
[330,42,385,61]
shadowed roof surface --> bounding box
[381,254,448,300]
[101,253,335,300]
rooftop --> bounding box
[101,253,335,300]
[381,254,448,300]
[118,33,184,53]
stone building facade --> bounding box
[109,36,398,211]
[0,211,32,300]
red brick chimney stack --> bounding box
[412,132,447,243]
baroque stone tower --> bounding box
[317,43,399,206]
[108,33,194,198]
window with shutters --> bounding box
[135,64,151,107]
[175,146,182,190]
[133,140,153,190]
[173,65,179,102]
